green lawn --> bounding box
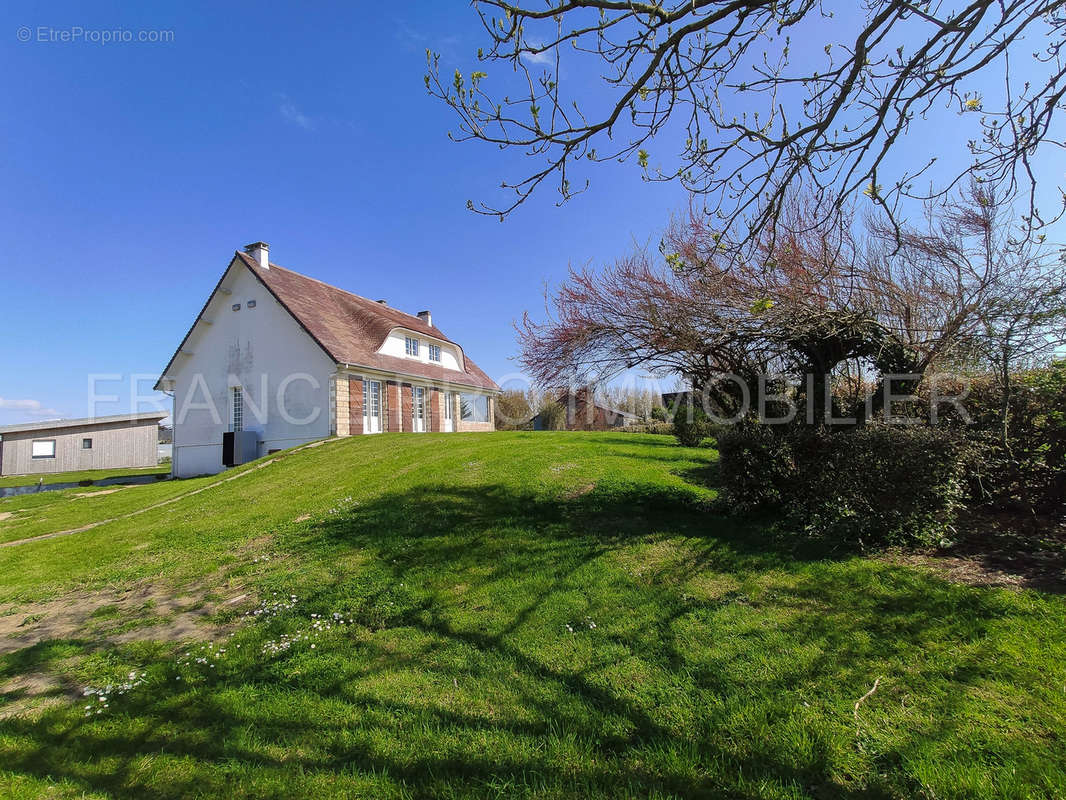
[0,432,1063,799]
[0,465,168,489]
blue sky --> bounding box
[0,1,1060,424]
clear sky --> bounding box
[0,1,1060,425]
[0,0,697,425]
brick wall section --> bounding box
[400,383,413,432]
[386,381,401,432]
[429,388,442,432]
[347,376,364,435]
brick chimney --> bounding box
[244,241,269,269]
[417,310,432,327]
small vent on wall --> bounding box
[232,303,241,312]
[247,300,257,309]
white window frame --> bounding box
[231,386,244,432]
[413,386,426,431]
[459,392,489,423]
[363,379,382,433]
[428,344,442,362]
[32,439,56,459]
[443,391,455,432]
[405,336,420,357]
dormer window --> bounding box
[429,344,441,362]
[405,336,419,357]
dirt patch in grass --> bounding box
[0,512,14,522]
[2,672,61,695]
[885,550,1066,592]
[72,488,125,498]
[564,482,595,500]
[0,672,69,720]
[882,513,1066,593]
[0,579,254,656]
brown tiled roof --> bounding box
[236,251,499,391]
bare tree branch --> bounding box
[430,1,1066,245]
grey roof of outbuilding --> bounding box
[0,412,168,436]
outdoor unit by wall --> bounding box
[222,431,259,467]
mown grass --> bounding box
[0,466,168,489]
[0,472,221,547]
[0,432,1063,799]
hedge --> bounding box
[911,364,1066,516]
[716,425,972,548]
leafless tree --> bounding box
[868,182,1066,436]
[518,186,1064,426]
[516,237,779,418]
[429,0,1065,246]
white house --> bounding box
[155,242,500,477]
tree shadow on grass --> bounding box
[0,480,1060,799]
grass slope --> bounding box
[0,466,168,489]
[0,432,1064,799]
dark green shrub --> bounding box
[714,424,794,510]
[649,406,668,422]
[913,363,1066,516]
[673,406,713,447]
[717,425,971,548]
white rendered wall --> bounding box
[378,328,463,372]
[168,261,336,477]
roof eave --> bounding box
[336,362,501,394]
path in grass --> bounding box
[0,432,1064,800]
[0,458,277,548]
[0,439,338,548]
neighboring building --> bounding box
[155,242,501,477]
[0,413,167,477]
[531,389,639,431]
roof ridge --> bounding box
[240,253,435,328]
[160,251,500,394]
[0,411,169,434]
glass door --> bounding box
[413,387,426,432]
[363,380,382,433]
[443,391,455,432]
